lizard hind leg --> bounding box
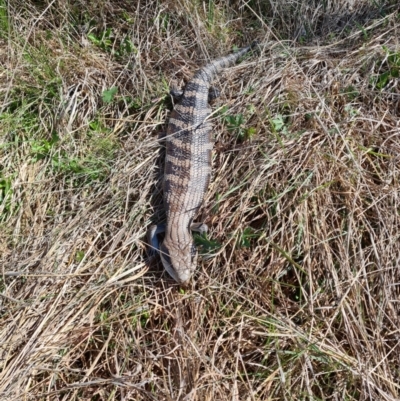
[169,88,184,101]
[190,222,208,234]
[208,87,220,103]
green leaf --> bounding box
[87,33,101,46]
[76,250,85,262]
[194,233,221,254]
[270,115,285,132]
[375,71,389,89]
[102,87,118,104]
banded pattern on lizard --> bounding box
[148,42,258,283]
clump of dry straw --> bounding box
[1,0,400,399]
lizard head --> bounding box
[159,237,197,283]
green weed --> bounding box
[31,132,59,162]
[223,111,257,141]
[75,250,85,262]
[341,85,360,101]
[355,22,369,41]
[51,155,110,186]
[372,47,400,89]
[194,232,221,255]
[102,87,118,104]
[0,0,8,37]
[88,28,136,58]
[270,114,289,135]
[0,175,13,220]
[235,227,259,248]
[153,12,170,33]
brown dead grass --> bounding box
[1,0,400,400]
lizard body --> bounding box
[148,42,257,283]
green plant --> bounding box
[0,175,13,219]
[236,227,259,248]
[51,155,110,186]
[372,47,400,89]
[270,114,289,135]
[88,28,113,51]
[341,85,360,101]
[0,0,8,37]
[31,132,59,162]
[88,28,136,58]
[75,250,85,262]
[355,22,369,41]
[223,112,257,141]
[102,87,118,104]
[344,104,359,117]
[154,12,170,33]
[194,232,221,255]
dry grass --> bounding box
[1,0,400,400]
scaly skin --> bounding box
[149,42,258,283]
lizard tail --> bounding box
[194,42,257,82]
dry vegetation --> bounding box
[1,0,400,400]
